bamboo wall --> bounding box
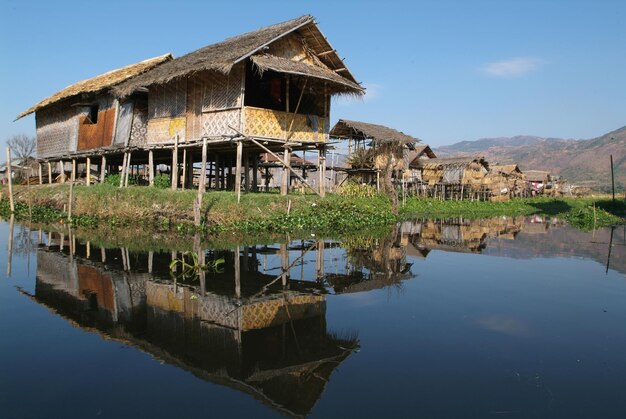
[36,103,80,158]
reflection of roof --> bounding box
[16,54,173,119]
[330,119,419,145]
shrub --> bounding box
[153,174,170,189]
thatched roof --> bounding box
[114,15,361,97]
[524,170,550,182]
[491,164,522,175]
[16,54,173,120]
[251,54,362,93]
[415,156,489,170]
[407,144,436,166]
[329,119,419,145]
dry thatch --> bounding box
[524,170,550,182]
[415,156,489,170]
[329,119,419,145]
[114,15,360,97]
[251,54,362,93]
[491,164,523,177]
[407,144,436,167]
[16,54,173,120]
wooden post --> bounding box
[265,167,270,192]
[86,157,91,186]
[215,154,220,189]
[234,245,241,298]
[100,155,106,184]
[59,160,66,183]
[7,214,14,276]
[6,147,14,213]
[71,159,76,182]
[171,135,179,190]
[124,152,131,187]
[610,154,615,202]
[119,153,127,188]
[38,162,43,185]
[281,147,290,196]
[148,251,153,274]
[148,150,154,186]
[235,140,243,203]
[200,138,207,193]
[47,162,52,184]
[319,147,326,198]
[181,148,187,190]
[67,181,73,221]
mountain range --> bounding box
[434,126,626,189]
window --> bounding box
[86,105,99,124]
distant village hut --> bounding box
[524,170,551,196]
[17,15,363,197]
[484,164,526,200]
[413,156,490,200]
[329,119,420,193]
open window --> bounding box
[86,105,99,124]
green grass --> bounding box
[1,184,624,237]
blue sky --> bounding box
[1,0,625,150]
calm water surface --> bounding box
[1,217,625,418]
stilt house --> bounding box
[17,15,363,196]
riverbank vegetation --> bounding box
[1,183,624,235]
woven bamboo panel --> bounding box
[129,101,148,146]
[145,282,185,312]
[201,109,241,137]
[36,106,79,158]
[201,66,243,111]
[147,117,186,143]
[148,78,187,118]
[240,294,324,331]
[244,107,327,141]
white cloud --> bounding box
[481,57,544,78]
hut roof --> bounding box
[16,54,173,120]
[407,144,437,166]
[329,119,419,145]
[524,170,550,182]
[491,164,522,175]
[114,15,362,97]
[415,156,488,170]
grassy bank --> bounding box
[1,184,624,234]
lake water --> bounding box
[1,217,625,418]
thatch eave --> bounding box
[330,119,419,145]
[16,53,174,120]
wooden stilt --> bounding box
[71,159,76,182]
[6,148,14,212]
[47,162,52,184]
[265,167,270,192]
[171,135,179,190]
[100,155,106,184]
[281,147,290,196]
[227,158,232,190]
[59,160,65,183]
[200,138,207,193]
[38,162,43,185]
[319,147,326,197]
[148,150,154,186]
[181,148,187,189]
[119,153,127,188]
[86,157,91,186]
[124,152,131,187]
[252,155,258,191]
[235,140,243,203]
[215,154,220,189]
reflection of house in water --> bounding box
[397,217,525,256]
[30,239,358,417]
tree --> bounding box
[7,134,36,165]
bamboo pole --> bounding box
[148,150,154,186]
[320,147,326,198]
[171,135,179,190]
[38,162,43,185]
[100,155,106,184]
[124,152,131,187]
[234,245,241,298]
[280,147,290,196]
[200,138,207,193]
[119,153,127,188]
[181,148,187,189]
[59,160,65,183]
[610,154,615,202]
[47,162,52,184]
[235,140,243,203]
[86,157,91,186]
[71,159,76,182]
[67,180,73,221]
[6,147,14,212]
[7,214,14,277]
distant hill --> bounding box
[434,126,626,190]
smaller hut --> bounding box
[524,170,551,196]
[484,164,526,200]
[407,144,437,182]
[329,119,419,189]
[413,157,490,199]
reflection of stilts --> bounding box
[235,245,241,298]
[7,214,14,277]
[316,240,325,281]
[606,226,615,274]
